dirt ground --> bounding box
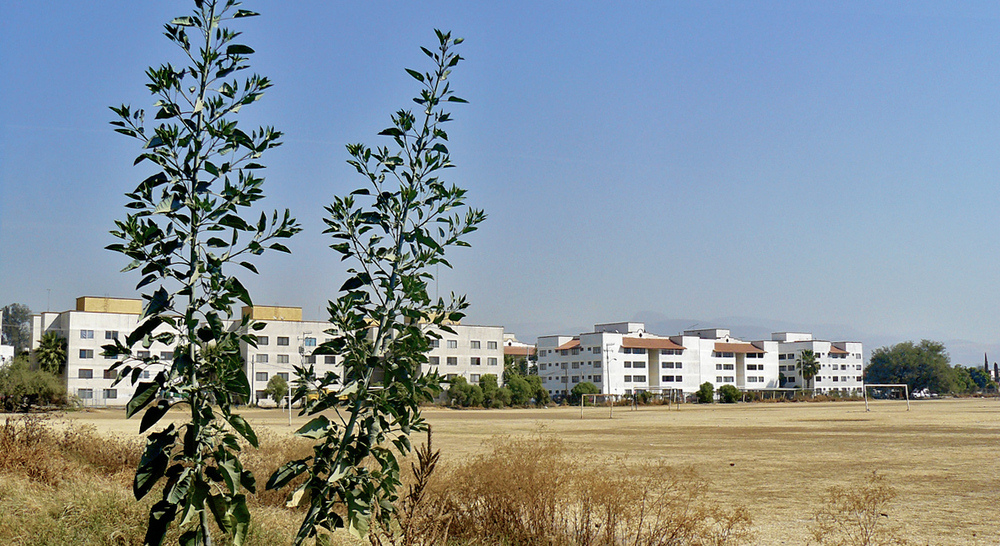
[46,398,1000,545]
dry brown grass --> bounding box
[16,397,1000,544]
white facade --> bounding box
[30,296,503,406]
[537,323,862,398]
[772,332,865,394]
[31,298,171,406]
[426,324,504,385]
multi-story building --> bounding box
[30,296,504,406]
[537,322,862,398]
[426,324,504,385]
[772,332,864,393]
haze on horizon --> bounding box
[3,1,1000,365]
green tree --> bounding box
[34,331,67,375]
[570,381,600,404]
[480,374,504,408]
[507,374,533,405]
[718,384,740,403]
[267,31,484,543]
[866,340,962,394]
[105,2,299,544]
[0,354,66,412]
[797,349,820,390]
[2,303,32,353]
[696,382,714,404]
[266,375,289,406]
[965,366,997,391]
[526,374,550,405]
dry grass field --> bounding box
[47,397,1000,545]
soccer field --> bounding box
[56,398,1000,544]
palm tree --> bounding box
[797,349,820,392]
[35,331,67,375]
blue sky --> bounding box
[3,1,1000,363]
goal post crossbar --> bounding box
[862,383,910,411]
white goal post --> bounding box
[862,383,910,412]
[581,393,616,419]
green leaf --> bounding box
[134,425,176,500]
[266,458,309,490]
[139,399,171,433]
[226,44,255,55]
[227,414,258,447]
[231,494,251,546]
[144,500,178,546]
[295,415,330,440]
[405,68,424,82]
[170,16,195,26]
[128,381,160,418]
[233,10,260,18]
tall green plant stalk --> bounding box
[105,2,299,545]
[267,30,485,544]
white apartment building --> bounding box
[426,324,504,385]
[772,332,864,393]
[537,322,862,398]
[30,296,503,406]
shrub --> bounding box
[0,356,66,412]
[437,433,754,546]
[718,384,741,403]
[696,382,715,404]
[570,381,600,404]
[810,470,907,546]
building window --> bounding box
[137,351,150,359]
[160,351,173,360]
[676,375,683,382]
[723,364,734,370]
[305,355,316,364]
[79,369,93,379]
[255,372,268,382]
[447,357,458,366]
[142,370,150,379]
[325,355,336,364]
[257,335,269,345]
[304,337,317,347]
[470,340,481,349]
[487,341,497,350]
[594,361,602,369]
[447,340,457,349]
[80,349,94,359]
[103,369,115,380]
[716,376,723,383]
[624,362,632,368]
[277,337,289,346]
[80,330,94,339]
[104,389,117,400]
[78,389,93,400]
[277,354,290,364]
[488,357,498,366]
[255,354,268,363]
[593,376,601,383]
[430,339,440,348]
[104,352,117,360]
[633,362,646,369]
[277,372,289,381]
[634,375,646,382]
[470,357,481,366]
[724,376,734,382]
[716,364,723,370]
[429,356,440,366]
[470,374,480,383]
[624,375,632,382]
[661,362,674,369]
[571,376,579,382]
[593,347,601,354]
[662,375,673,382]
[105,330,118,340]
[571,362,579,369]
